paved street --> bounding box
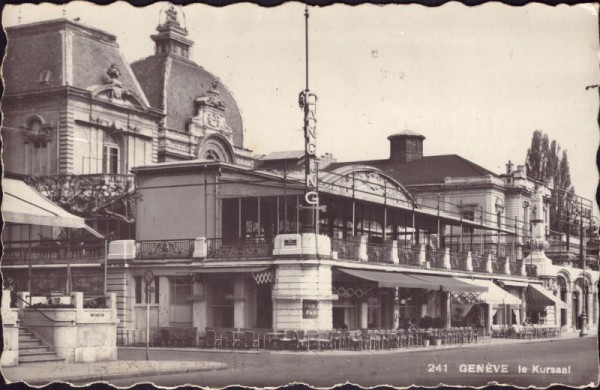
[109,336,598,388]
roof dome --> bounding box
[131,7,243,148]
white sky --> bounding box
[3,1,599,207]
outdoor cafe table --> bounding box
[264,332,283,349]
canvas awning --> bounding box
[497,280,528,288]
[2,178,103,238]
[338,268,434,289]
[407,274,488,293]
[527,284,567,309]
[457,278,522,305]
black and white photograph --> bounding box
[1,1,599,388]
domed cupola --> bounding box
[131,5,245,162]
[151,5,193,59]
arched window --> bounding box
[23,116,52,174]
[103,134,121,174]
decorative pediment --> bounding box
[320,165,414,208]
[21,116,52,146]
[189,81,233,141]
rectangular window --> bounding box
[135,276,159,304]
[103,145,120,174]
[169,278,192,305]
[462,210,475,233]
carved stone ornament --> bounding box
[164,5,181,28]
[22,122,53,145]
[195,80,227,111]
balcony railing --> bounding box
[2,240,105,265]
[471,255,486,273]
[331,238,360,261]
[137,240,194,259]
[426,248,445,269]
[366,242,393,264]
[397,247,420,266]
[125,234,537,278]
[207,238,273,259]
[449,251,468,271]
[509,262,521,275]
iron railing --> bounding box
[206,238,273,259]
[2,240,105,265]
[137,240,194,259]
[397,247,420,266]
[426,249,445,269]
[366,242,393,264]
[331,238,360,261]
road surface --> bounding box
[108,337,598,388]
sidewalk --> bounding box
[119,331,595,357]
[1,359,227,385]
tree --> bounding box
[524,130,576,235]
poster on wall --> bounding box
[302,300,318,318]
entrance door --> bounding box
[169,278,193,325]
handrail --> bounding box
[16,295,75,325]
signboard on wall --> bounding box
[302,300,318,319]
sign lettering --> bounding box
[302,300,318,319]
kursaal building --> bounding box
[1,7,598,346]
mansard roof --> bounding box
[131,55,244,148]
[327,154,497,186]
[3,19,148,106]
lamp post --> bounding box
[579,199,588,337]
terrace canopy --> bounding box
[338,268,487,292]
[456,278,522,305]
[2,178,103,238]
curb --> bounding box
[11,362,228,386]
[118,334,596,357]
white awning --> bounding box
[497,280,528,288]
[527,283,567,309]
[457,278,522,305]
[2,178,103,238]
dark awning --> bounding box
[406,274,488,293]
[195,266,271,274]
[337,268,433,289]
[527,284,567,309]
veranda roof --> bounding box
[457,278,522,305]
[2,178,103,238]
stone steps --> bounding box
[17,327,65,364]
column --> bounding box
[360,301,369,329]
[233,275,249,329]
[158,276,170,327]
[586,291,593,329]
[564,283,573,332]
[272,264,333,330]
[192,281,207,344]
[444,292,451,328]
[520,288,526,325]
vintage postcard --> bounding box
[1,1,599,388]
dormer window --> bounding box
[38,70,51,85]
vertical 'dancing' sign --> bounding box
[300,90,319,207]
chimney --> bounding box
[387,130,425,163]
[506,160,514,175]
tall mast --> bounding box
[299,6,319,234]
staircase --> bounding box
[18,327,65,364]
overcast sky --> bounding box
[3,1,599,206]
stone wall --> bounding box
[273,264,334,330]
[21,292,118,363]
